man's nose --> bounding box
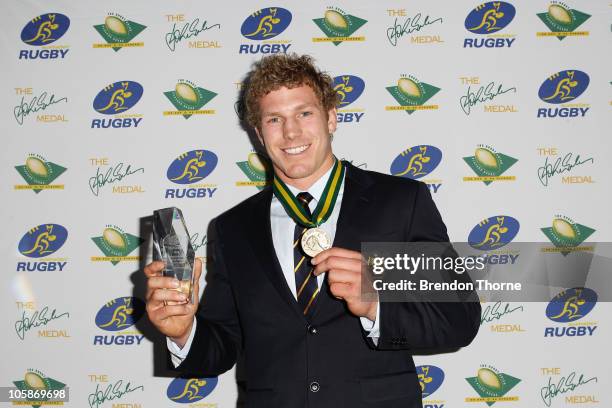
[283,117,301,140]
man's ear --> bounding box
[327,107,338,134]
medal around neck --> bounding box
[273,159,345,257]
[152,207,196,303]
[301,227,332,257]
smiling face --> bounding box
[255,85,337,190]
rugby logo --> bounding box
[333,75,365,108]
[386,75,441,115]
[546,287,597,323]
[93,81,144,115]
[465,2,516,34]
[465,365,521,405]
[167,377,218,403]
[21,13,70,46]
[538,70,589,104]
[167,150,218,185]
[14,153,67,194]
[93,13,146,51]
[540,215,595,254]
[95,297,145,331]
[390,145,442,180]
[163,80,217,119]
[91,225,144,265]
[241,7,292,40]
[463,145,518,185]
[312,7,368,45]
[18,224,68,258]
[536,3,591,40]
[468,216,520,251]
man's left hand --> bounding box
[312,247,378,321]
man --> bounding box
[144,54,480,407]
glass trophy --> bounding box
[152,207,196,303]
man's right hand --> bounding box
[144,258,202,348]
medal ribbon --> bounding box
[273,159,345,228]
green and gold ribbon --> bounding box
[273,158,345,228]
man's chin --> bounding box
[277,165,314,181]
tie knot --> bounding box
[296,192,313,213]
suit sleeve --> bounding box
[375,182,481,350]
[173,218,242,376]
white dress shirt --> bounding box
[168,164,380,366]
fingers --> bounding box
[327,268,362,300]
[313,255,362,276]
[149,287,188,304]
[146,276,180,301]
[149,303,195,321]
[326,268,358,284]
[329,281,353,300]
[312,247,362,265]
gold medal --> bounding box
[301,227,332,257]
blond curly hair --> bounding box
[244,53,339,129]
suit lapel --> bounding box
[247,188,305,320]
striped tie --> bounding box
[294,192,319,317]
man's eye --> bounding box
[301,111,313,117]
[268,117,280,123]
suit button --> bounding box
[308,325,318,334]
[309,382,320,392]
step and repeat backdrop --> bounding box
[2,1,611,407]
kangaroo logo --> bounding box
[170,379,207,401]
[543,71,578,102]
[245,8,280,38]
[473,217,508,249]
[538,70,589,105]
[241,7,292,41]
[465,2,515,34]
[469,2,505,32]
[170,151,207,183]
[98,298,134,329]
[98,82,133,113]
[18,223,68,258]
[550,290,585,321]
[469,215,519,251]
[21,13,70,46]
[390,145,442,180]
[167,149,218,185]
[24,14,59,44]
[547,287,597,323]
[95,297,144,332]
[166,377,218,402]
[394,146,431,178]
[93,81,143,115]
[22,225,57,256]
